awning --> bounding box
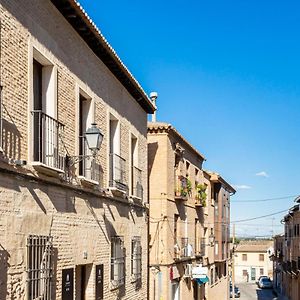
[194,276,209,285]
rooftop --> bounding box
[50,0,155,114]
[147,122,206,161]
[235,240,273,253]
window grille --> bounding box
[111,236,125,287]
[27,235,53,300]
[131,237,142,280]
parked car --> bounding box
[258,277,273,289]
[230,283,241,298]
[256,275,269,285]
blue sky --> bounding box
[79,0,300,237]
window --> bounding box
[195,219,199,254]
[27,235,53,299]
[0,85,2,151]
[174,214,179,257]
[109,116,127,191]
[260,268,264,275]
[131,237,142,281]
[259,254,264,261]
[242,270,248,277]
[111,236,125,287]
[31,52,64,171]
[131,134,142,199]
[215,241,219,256]
[77,91,101,183]
[242,254,247,261]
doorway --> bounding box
[171,280,180,300]
[75,264,92,300]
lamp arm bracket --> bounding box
[66,154,95,167]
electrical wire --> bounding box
[232,209,289,223]
[231,195,299,203]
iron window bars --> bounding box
[111,236,125,287]
[131,237,142,280]
[78,135,103,184]
[31,110,65,171]
[132,166,143,199]
[27,235,53,300]
[109,153,128,192]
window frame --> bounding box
[27,235,53,299]
[110,236,125,288]
[242,253,247,261]
[131,236,142,281]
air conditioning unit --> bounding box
[184,264,193,278]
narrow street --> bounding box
[235,282,280,300]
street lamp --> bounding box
[209,233,215,246]
[66,123,103,167]
[85,123,103,157]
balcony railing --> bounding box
[78,136,103,185]
[132,166,143,199]
[175,175,189,200]
[109,153,128,192]
[181,237,193,257]
[195,237,206,257]
[31,110,65,171]
[200,237,206,256]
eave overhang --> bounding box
[50,0,155,114]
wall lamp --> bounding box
[66,123,103,167]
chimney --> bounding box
[150,92,158,122]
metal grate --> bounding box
[27,235,53,300]
[31,110,65,171]
[131,237,142,280]
[78,135,103,184]
[132,166,143,199]
[109,153,127,191]
[111,236,125,287]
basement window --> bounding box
[27,235,53,299]
[131,236,142,281]
[111,236,125,288]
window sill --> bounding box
[78,176,99,187]
[32,162,64,177]
[109,186,128,198]
[110,281,125,291]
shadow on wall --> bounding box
[148,142,158,176]
[2,107,22,161]
[52,247,58,299]
[0,245,9,299]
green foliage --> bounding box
[195,183,207,206]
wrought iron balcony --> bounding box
[132,166,143,199]
[109,153,128,192]
[175,175,189,200]
[31,110,65,171]
[78,135,103,185]
[181,237,193,257]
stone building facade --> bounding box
[0,0,154,299]
[234,240,273,283]
[274,201,300,300]
[147,122,235,300]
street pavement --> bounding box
[233,282,282,300]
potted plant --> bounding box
[195,183,207,206]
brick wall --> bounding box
[0,0,149,299]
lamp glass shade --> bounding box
[209,234,215,245]
[85,123,103,154]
